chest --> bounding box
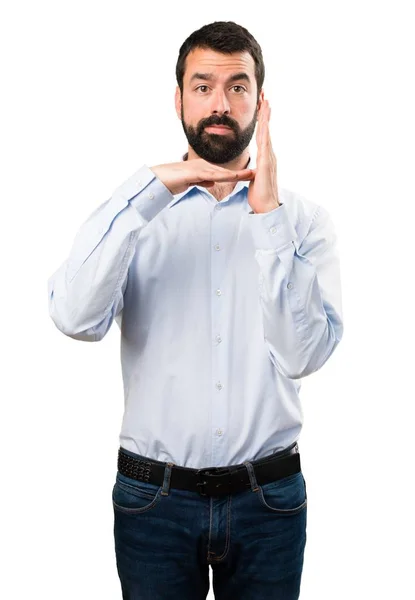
[209,183,237,202]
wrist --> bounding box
[253,201,281,214]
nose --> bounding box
[209,89,231,116]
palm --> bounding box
[247,99,279,213]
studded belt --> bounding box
[117,442,301,497]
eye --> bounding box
[232,86,246,93]
[195,85,246,94]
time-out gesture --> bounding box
[248,99,280,214]
[150,158,255,196]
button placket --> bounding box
[211,202,231,450]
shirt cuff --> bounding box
[248,203,298,250]
[114,164,175,223]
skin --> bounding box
[247,98,280,212]
[175,48,279,212]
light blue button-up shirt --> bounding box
[48,154,343,468]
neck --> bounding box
[183,148,251,172]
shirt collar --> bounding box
[168,152,256,209]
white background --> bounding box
[2,0,414,598]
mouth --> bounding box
[205,125,233,134]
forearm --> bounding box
[250,203,343,378]
[48,165,173,341]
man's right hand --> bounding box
[149,158,255,195]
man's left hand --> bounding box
[248,98,280,214]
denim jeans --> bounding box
[112,443,307,599]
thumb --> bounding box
[197,181,216,188]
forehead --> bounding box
[184,48,255,82]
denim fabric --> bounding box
[112,445,307,599]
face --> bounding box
[175,48,263,164]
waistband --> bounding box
[117,441,301,497]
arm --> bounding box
[47,164,174,341]
[48,157,253,342]
[249,202,343,379]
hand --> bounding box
[150,158,255,195]
[248,99,280,213]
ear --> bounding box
[175,86,182,120]
[257,89,265,118]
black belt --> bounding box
[117,441,301,497]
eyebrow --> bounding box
[189,72,251,85]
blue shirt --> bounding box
[47,154,343,468]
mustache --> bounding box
[200,117,237,131]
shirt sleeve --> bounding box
[248,202,343,379]
[47,164,174,341]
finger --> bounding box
[261,102,271,151]
[204,168,255,182]
[197,181,216,187]
[256,107,264,148]
[256,107,266,153]
[258,99,269,145]
[227,169,255,181]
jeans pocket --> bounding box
[112,472,163,514]
[257,471,307,515]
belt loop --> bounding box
[161,462,175,496]
[243,460,260,492]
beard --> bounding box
[180,102,258,164]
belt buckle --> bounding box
[196,467,232,497]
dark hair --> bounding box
[175,21,265,101]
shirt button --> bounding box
[148,192,155,199]
[216,382,223,390]
[216,335,222,343]
[287,282,293,289]
[270,226,278,234]
[214,244,221,251]
[215,204,222,211]
[216,289,222,296]
[217,429,223,436]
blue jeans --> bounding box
[112,444,307,599]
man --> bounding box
[48,20,343,600]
